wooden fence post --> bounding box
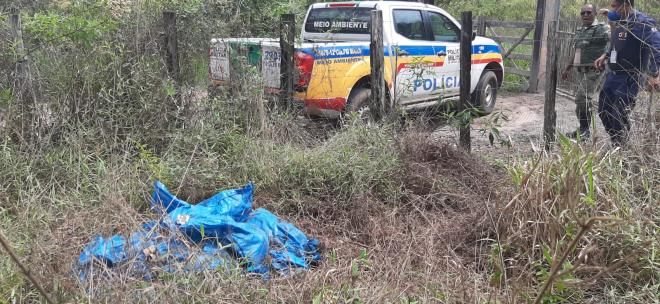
[10,8,37,143]
[370,10,386,120]
[163,11,182,110]
[459,11,473,151]
[279,14,295,111]
[477,15,486,37]
[543,21,558,150]
[528,0,546,93]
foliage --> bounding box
[439,0,659,21]
[23,10,116,49]
[438,0,538,20]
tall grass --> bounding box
[2,70,658,304]
[498,129,659,302]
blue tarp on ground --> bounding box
[77,181,321,281]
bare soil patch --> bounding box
[433,90,657,157]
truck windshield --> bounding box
[305,7,372,34]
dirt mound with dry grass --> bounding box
[1,127,515,302]
[245,132,513,302]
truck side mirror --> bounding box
[472,31,477,41]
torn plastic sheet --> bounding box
[77,181,321,281]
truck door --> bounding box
[425,10,461,99]
[390,9,439,105]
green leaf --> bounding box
[583,155,596,205]
[329,249,338,262]
[0,88,12,107]
[351,261,359,278]
[565,223,576,238]
[164,80,176,97]
[312,292,323,304]
[359,248,368,261]
[542,244,553,265]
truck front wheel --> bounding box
[471,71,498,115]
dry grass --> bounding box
[494,115,659,303]
[0,116,513,303]
[1,104,658,303]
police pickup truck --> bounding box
[209,1,504,118]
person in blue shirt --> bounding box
[594,0,660,146]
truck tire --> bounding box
[344,87,375,124]
[471,71,498,115]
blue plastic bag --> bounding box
[77,181,322,281]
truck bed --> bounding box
[209,38,370,89]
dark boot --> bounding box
[566,128,590,140]
[567,110,591,140]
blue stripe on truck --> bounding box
[473,44,500,54]
[299,46,371,59]
[395,45,438,55]
[298,45,498,59]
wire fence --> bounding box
[2,4,659,147]
[556,18,583,95]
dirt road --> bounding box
[433,90,657,156]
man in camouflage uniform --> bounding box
[561,4,610,139]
